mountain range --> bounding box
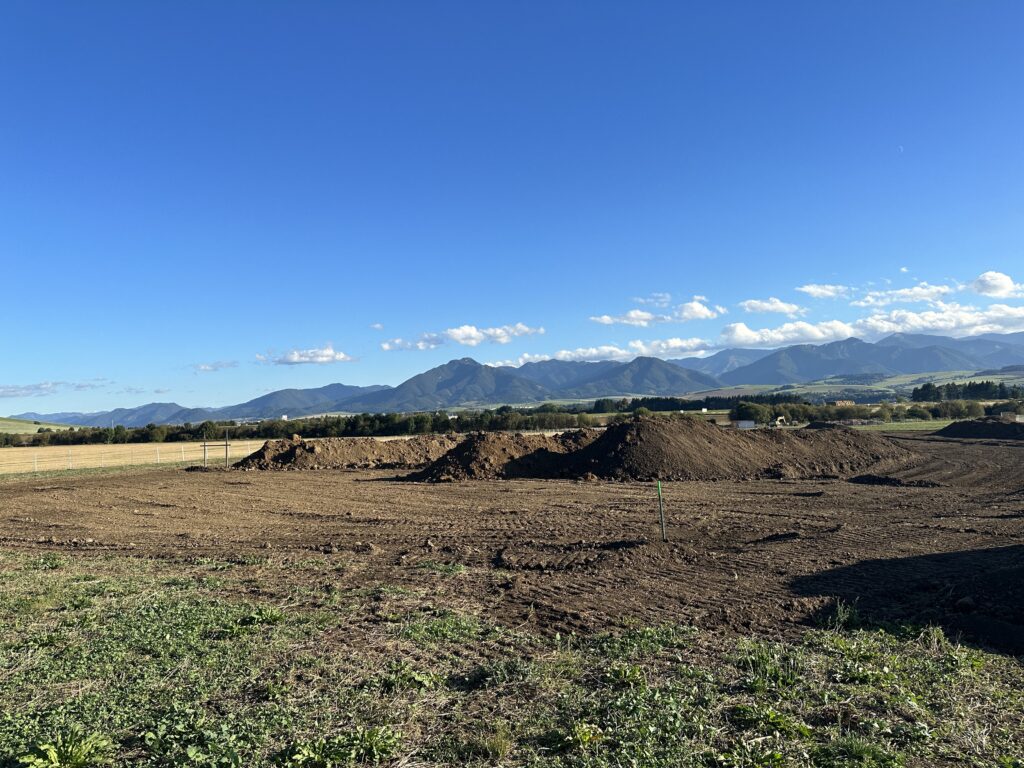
[13,332,1024,427]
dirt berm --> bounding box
[409,418,917,482]
[405,430,597,482]
[936,417,1024,440]
[235,434,463,471]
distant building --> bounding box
[833,400,856,407]
[1000,412,1024,423]
[732,420,757,430]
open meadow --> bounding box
[1,427,1022,766]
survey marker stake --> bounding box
[657,480,667,543]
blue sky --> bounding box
[2,1,1023,413]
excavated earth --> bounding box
[406,418,917,483]
[936,417,1024,440]
[2,431,1023,654]
[234,434,463,471]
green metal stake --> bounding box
[657,480,667,542]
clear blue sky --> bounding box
[3,1,1023,413]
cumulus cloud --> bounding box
[590,309,664,327]
[446,323,544,346]
[369,322,385,331]
[676,297,726,320]
[258,344,354,365]
[971,271,1024,298]
[490,337,711,366]
[720,320,857,347]
[192,360,238,373]
[851,282,953,307]
[721,301,1024,348]
[796,283,851,299]
[382,323,544,351]
[855,302,1024,337]
[593,297,724,326]
[738,297,806,318]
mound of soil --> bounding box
[936,417,1024,440]
[407,418,916,483]
[406,430,597,482]
[235,434,462,471]
[562,418,915,482]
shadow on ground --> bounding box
[791,545,1024,655]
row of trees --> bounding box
[911,380,1024,402]
[727,399,1024,425]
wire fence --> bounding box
[0,440,259,476]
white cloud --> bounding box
[738,297,806,318]
[258,344,354,365]
[192,360,238,373]
[0,380,109,398]
[855,302,1024,337]
[627,337,711,356]
[590,309,665,327]
[675,297,725,320]
[720,320,857,347]
[633,292,672,308]
[381,335,445,351]
[851,282,953,307]
[720,300,1024,348]
[382,323,544,351]
[591,296,724,327]
[490,337,711,366]
[369,322,384,331]
[796,283,851,299]
[971,271,1024,299]
[900,266,909,273]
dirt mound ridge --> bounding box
[406,430,597,482]
[235,434,462,471]
[936,417,1024,440]
[564,418,915,482]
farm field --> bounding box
[0,416,75,434]
[853,420,954,431]
[1,432,1022,765]
[0,440,263,475]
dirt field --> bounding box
[3,432,1021,651]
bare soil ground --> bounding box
[2,432,1022,653]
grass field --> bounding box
[2,549,1021,767]
[0,416,76,434]
[0,440,261,475]
[854,420,953,432]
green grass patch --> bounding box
[0,551,1022,766]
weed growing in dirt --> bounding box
[1,550,1022,766]
[17,725,113,767]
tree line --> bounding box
[728,399,1023,425]
[911,380,1024,402]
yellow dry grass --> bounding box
[0,440,262,475]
